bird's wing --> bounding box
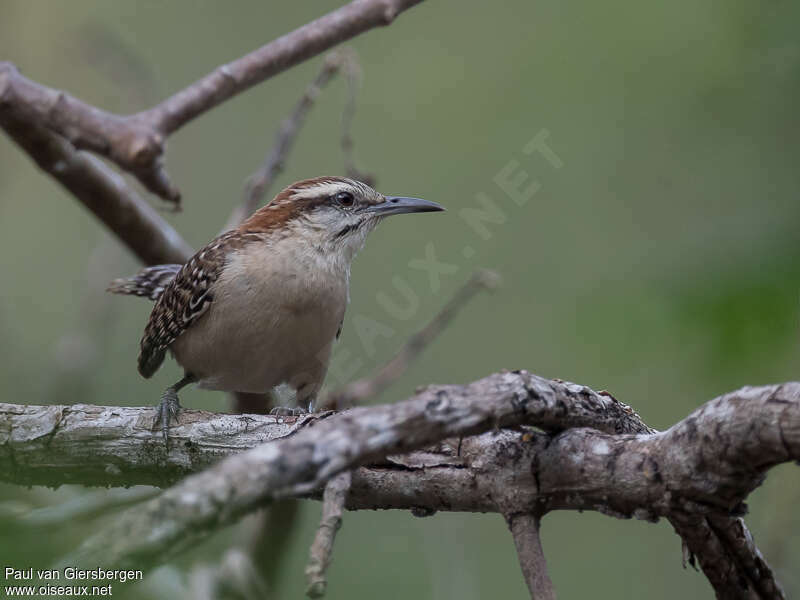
[137,231,260,378]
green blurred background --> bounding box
[1,1,799,598]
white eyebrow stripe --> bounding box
[291,181,354,200]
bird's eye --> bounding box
[333,191,355,208]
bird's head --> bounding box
[240,176,444,258]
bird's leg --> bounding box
[269,380,318,416]
[153,373,195,447]
[296,380,319,413]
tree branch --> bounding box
[506,513,556,600]
[224,50,350,231]
[141,0,424,137]
[338,47,373,184]
[0,0,425,202]
[1,377,795,598]
[59,371,650,568]
[1,3,789,596]
[187,547,268,600]
[320,269,501,409]
[305,471,352,598]
[670,513,786,599]
[0,111,192,265]
[0,60,179,202]
[0,371,650,489]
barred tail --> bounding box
[107,264,183,301]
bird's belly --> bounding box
[171,284,344,393]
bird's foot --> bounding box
[153,387,182,448]
[269,405,308,417]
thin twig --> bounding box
[188,548,268,600]
[305,471,352,598]
[321,269,501,409]
[225,51,346,230]
[249,500,302,586]
[142,0,424,137]
[338,49,374,185]
[506,513,556,600]
[0,0,426,201]
[0,488,157,529]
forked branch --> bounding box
[1,378,796,598]
[0,0,426,203]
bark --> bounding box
[0,371,652,490]
[2,373,795,598]
[0,111,192,265]
[507,513,556,600]
[1,2,794,595]
[0,0,426,202]
[305,471,352,598]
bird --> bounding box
[108,176,444,444]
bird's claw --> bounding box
[153,388,182,448]
[269,405,308,417]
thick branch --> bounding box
[56,371,650,567]
[2,378,796,598]
[0,0,425,201]
[0,61,179,202]
[0,372,650,490]
[0,112,192,265]
[0,403,308,488]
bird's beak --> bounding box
[369,196,445,217]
